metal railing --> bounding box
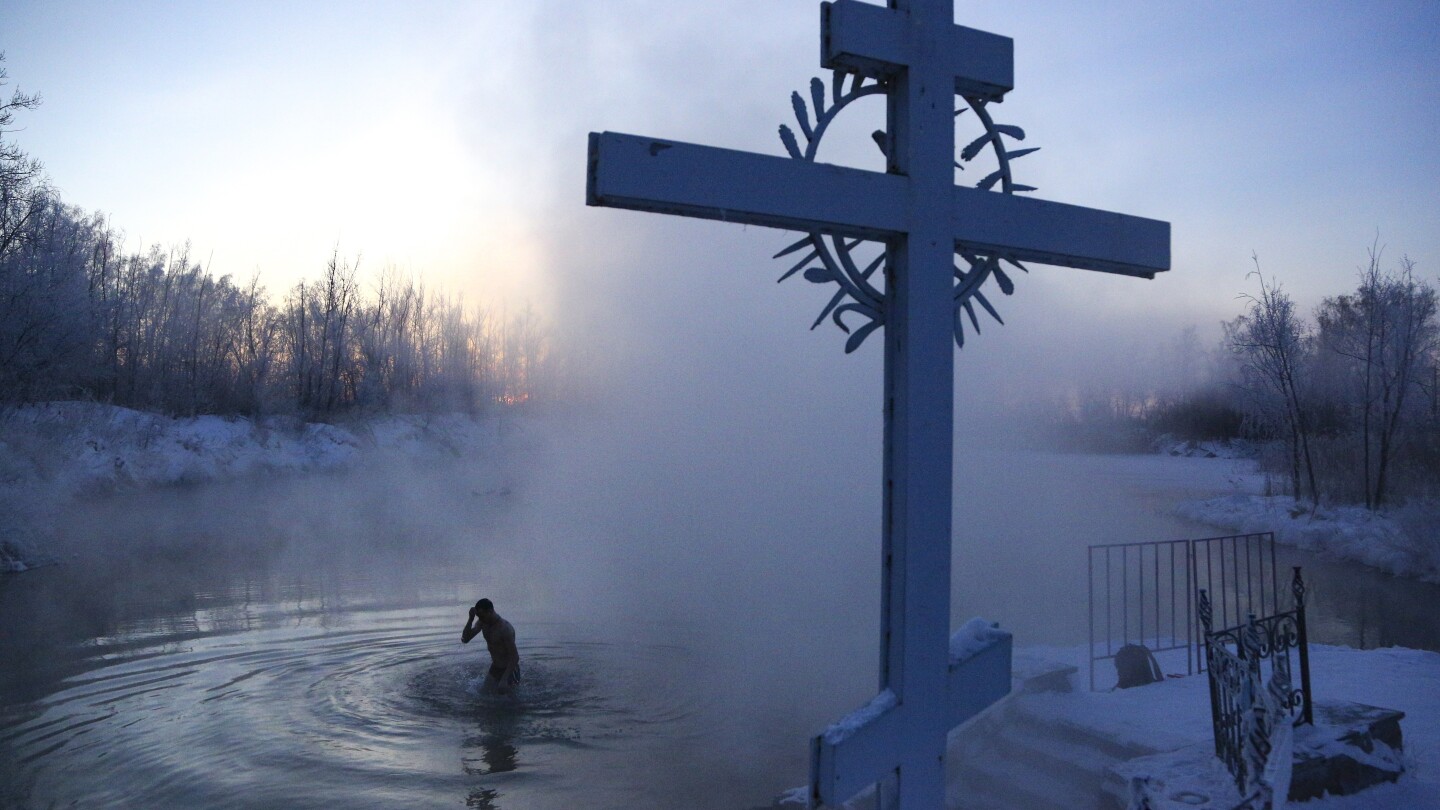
[1088,532,1278,691]
[1193,533,1283,669]
[1200,567,1313,798]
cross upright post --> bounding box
[872,0,964,805]
[584,1,1169,807]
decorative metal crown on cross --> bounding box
[586,2,1169,808]
[772,67,1039,352]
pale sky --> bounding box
[5,1,1439,409]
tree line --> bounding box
[1049,249,1439,511]
[1229,251,1438,509]
[0,55,558,420]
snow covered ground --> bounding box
[782,643,1440,808]
[1155,437,1261,460]
[1025,643,1440,808]
[0,401,518,572]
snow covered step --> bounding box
[1099,766,1137,810]
[958,751,1105,810]
[992,716,1126,788]
[952,714,1119,808]
[942,657,1159,809]
[948,792,1013,810]
[1006,697,1160,763]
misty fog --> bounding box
[8,252,1437,805]
[2,339,1252,804]
[6,0,1439,805]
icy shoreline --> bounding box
[1176,492,1440,585]
[0,402,517,572]
[1147,440,1440,585]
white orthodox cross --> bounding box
[585,1,1169,807]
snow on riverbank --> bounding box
[1177,493,1440,585]
[0,402,518,572]
[1155,436,1260,460]
[1156,447,1440,584]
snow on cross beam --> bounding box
[584,0,1169,807]
[812,621,1013,803]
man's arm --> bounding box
[504,632,520,673]
[496,623,521,690]
[461,610,480,644]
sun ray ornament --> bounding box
[773,71,1040,351]
[585,1,1169,807]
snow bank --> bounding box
[0,402,362,495]
[1177,494,1440,584]
[0,402,514,572]
[1154,436,1259,460]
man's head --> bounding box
[475,598,495,620]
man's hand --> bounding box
[461,607,481,644]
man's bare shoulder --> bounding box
[484,618,515,640]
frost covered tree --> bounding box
[0,52,45,261]
[1227,258,1320,506]
[0,53,76,400]
[1318,249,1438,508]
[0,54,561,416]
[282,251,366,417]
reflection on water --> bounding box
[0,462,797,810]
[2,447,1438,808]
[1285,546,1440,652]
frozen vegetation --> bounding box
[0,401,515,572]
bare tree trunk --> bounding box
[1231,258,1319,507]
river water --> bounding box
[3,422,1437,809]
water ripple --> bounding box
[1,604,705,809]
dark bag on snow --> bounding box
[1114,643,1162,689]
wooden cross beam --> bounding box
[588,133,1167,278]
[585,1,1169,808]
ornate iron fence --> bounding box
[1200,567,1313,798]
[1204,628,1252,789]
[1088,532,1278,691]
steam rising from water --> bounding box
[6,392,1401,807]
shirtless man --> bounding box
[461,598,521,694]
